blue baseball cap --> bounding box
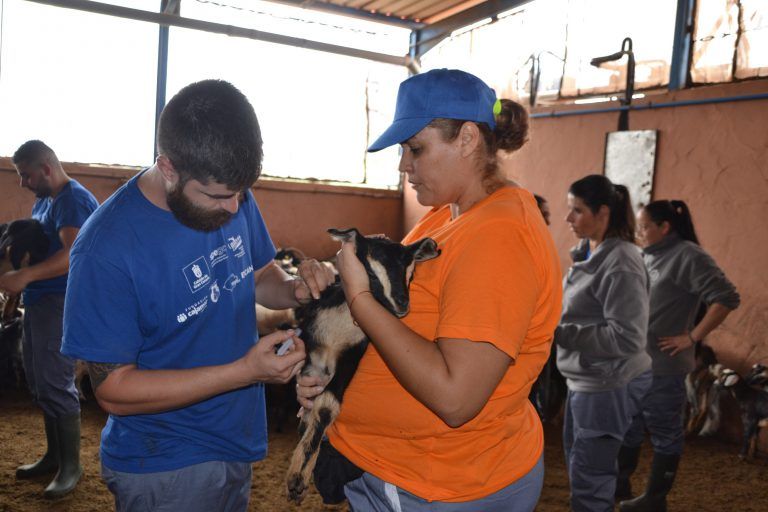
[368,68,497,152]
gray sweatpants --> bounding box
[622,373,687,455]
[23,294,80,418]
[344,454,544,512]
[563,371,652,512]
[101,460,252,512]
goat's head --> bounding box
[329,228,440,318]
[0,219,50,275]
[746,363,768,387]
[711,364,741,389]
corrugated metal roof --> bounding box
[272,0,489,26]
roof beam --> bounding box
[24,0,410,67]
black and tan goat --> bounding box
[685,342,722,436]
[285,228,440,504]
[712,365,768,460]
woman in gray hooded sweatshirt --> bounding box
[555,174,652,512]
[617,200,739,512]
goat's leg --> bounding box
[685,373,699,427]
[286,391,341,504]
[739,417,758,461]
[699,385,722,437]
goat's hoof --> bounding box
[287,473,308,504]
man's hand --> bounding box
[293,259,335,303]
[238,329,306,384]
[0,269,31,295]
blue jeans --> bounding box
[23,294,80,418]
[563,371,652,512]
[623,374,687,455]
[101,460,252,512]
[344,454,544,512]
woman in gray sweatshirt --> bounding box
[618,200,739,512]
[555,175,652,512]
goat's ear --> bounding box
[327,228,361,244]
[723,373,740,387]
[410,238,440,262]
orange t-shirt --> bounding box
[327,187,563,502]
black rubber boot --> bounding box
[619,452,680,512]
[615,445,641,501]
[16,414,59,479]
[43,413,83,499]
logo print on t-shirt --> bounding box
[183,257,212,293]
[224,274,240,292]
[210,281,220,303]
[228,235,245,258]
[209,244,228,266]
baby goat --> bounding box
[0,219,49,391]
[0,218,49,275]
[285,228,440,504]
[712,365,768,460]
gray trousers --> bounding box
[622,374,687,455]
[102,461,252,512]
[23,294,80,418]
[344,454,544,512]
[563,371,652,512]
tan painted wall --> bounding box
[405,80,768,371]
[0,159,402,260]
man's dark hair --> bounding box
[157,79,263,190]
[12,140,56,168]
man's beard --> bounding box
[33,184,52,199]
[166,182,233,232]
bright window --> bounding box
[0,0,408,188]
[0,0,158,165]
[691,0,768,83]
[171,0,408,188]
[422,0,677,102]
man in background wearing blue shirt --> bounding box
[0,140,99,499]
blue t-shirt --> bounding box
[62,172,276,473]
[24,179,99,305]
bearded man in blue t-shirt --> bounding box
[1,140,99,500]
[61,80,334,512]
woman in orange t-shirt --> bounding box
[299,69,562,511]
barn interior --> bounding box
[0,1,767,511]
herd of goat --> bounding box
[1,217,767,504]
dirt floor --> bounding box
[0,390,766,512]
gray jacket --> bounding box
[644,234,740,375]
[556,238,652,392]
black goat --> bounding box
[712,365,768,460]
[285,228,440,504]
[0,218,49,392]
[0,218,49,274]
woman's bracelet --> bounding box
[348,290,372,312]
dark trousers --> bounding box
[563,371,652,512]
[22,294,80,418]
[623,374,687,455]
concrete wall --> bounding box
[0,158,403,260]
